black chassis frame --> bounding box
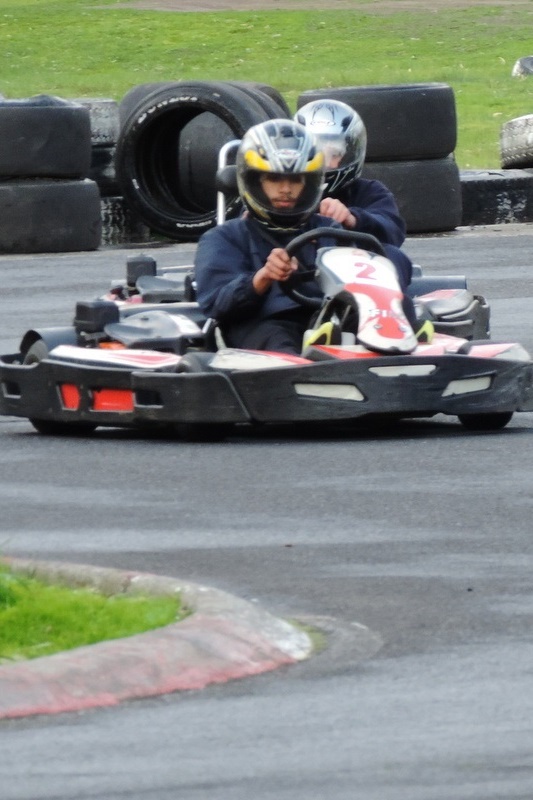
[1,347,533,430]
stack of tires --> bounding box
[114,80,291,242]
[74,97,154,246]
[0,95,102,253]
[297,83,462,234]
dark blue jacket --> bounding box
[195,215,342,323]
[332,178,406,247]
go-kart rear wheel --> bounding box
[458,411,513,431]
[22,339,50,365]
[23,339,97,436]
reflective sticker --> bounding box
[369,364,436,377]
[92,388,134,412]
[59,383,81,410]
[294,383,364,401]
[442,376,492,397]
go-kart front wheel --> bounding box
[174,422,233,442]
[28,417,98,436]
[458,411,513,431]
[23,339,97,436]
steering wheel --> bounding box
[281,227,388,307]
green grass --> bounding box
[1,1,533,167]
[0,565,185,662]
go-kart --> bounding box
[0,227,532,438]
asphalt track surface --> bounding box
[1,224,533,799]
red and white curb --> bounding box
[0,558,312,720]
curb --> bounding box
[461,168,533,226]
[0,557,313,720]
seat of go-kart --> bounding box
[414,287,490,340]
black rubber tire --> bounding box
[120,81,236,213]
[174,422,233,442]
[119,80,290,125]
[23,340,97,436]
[74,98,120,146]
[511,56,533,77]
[115,81,274,241]
[0,179,102,253]
[297,83,457,161]
[228,81,291,117]
[0,95,92,178]
[28,417,98,436]
[118,81,177,126]
[361,157,462,233]
[118,80,288,214]
[177,111,236,213]
[458,412,513,431]
[100,196,152,247]
[89,145,120,197]
[176,82,290,213]
[500,114,533,168]
[22,339,50,365]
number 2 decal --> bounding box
[353,261,376,280]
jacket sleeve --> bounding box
[194,224,268,322]
[345,179,406,247]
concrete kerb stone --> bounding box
[461,168,533,226]
[0,557,313,720]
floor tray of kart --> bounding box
[1,229,532,436]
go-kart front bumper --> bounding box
[1,348,533,430]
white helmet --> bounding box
[295,99,367,193]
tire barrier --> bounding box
[297,83,461,234]
[100,196,153,248]
[0,179,102,254]
[5,83,529,251]
[114,80,290,242]
[297,83,457,161]
[362,157,463,234]
[0,95,101,253]
[500,114,533,169]
[0,94,92,178]
[74,98,121,198]
[460,168,533,226]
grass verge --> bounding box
[0,564,185,663]
[1,1,533,167]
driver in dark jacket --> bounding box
[194,119,416,355]
[295,98,406,248]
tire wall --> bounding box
[11,82,462,248]
[297,83,462,233]
[0,95,101,253]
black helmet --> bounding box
[236,119,325,230]
[295,100,367,193]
